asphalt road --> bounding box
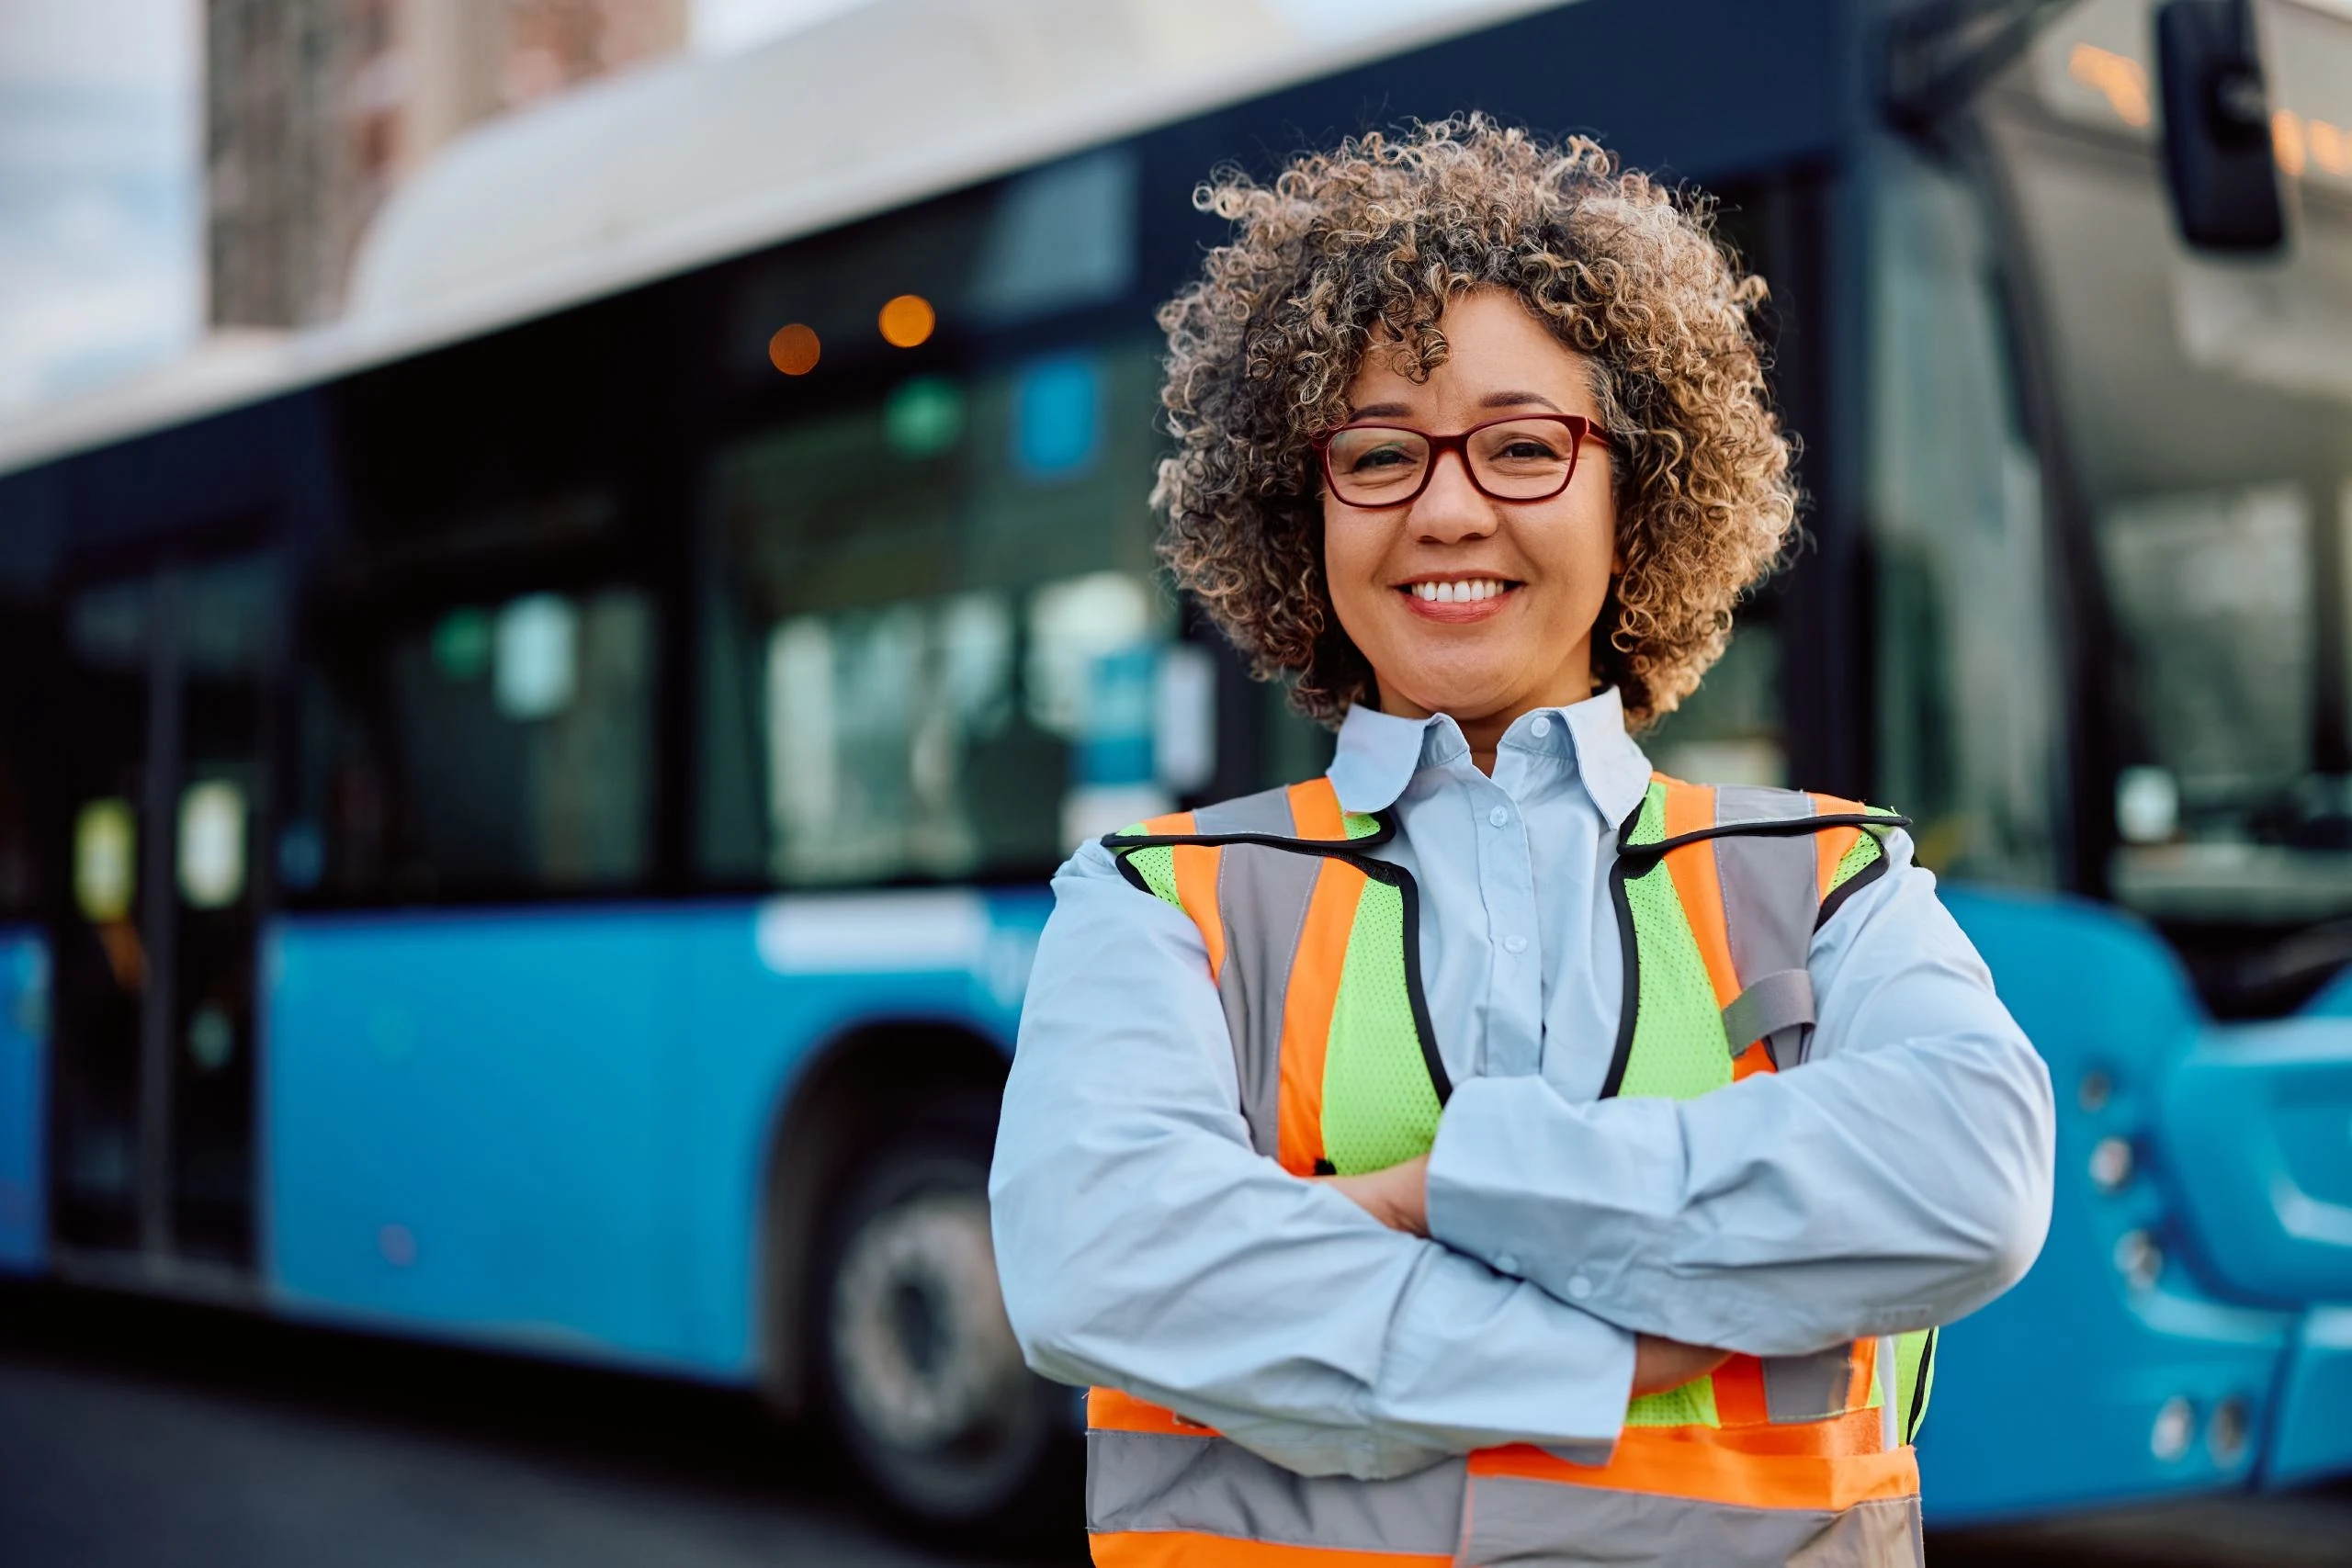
[1,1285,2345,1568]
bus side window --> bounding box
[1868,146,2063,886]
[293,584,657,901]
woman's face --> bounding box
[1321,288,1618,736]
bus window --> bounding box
[698,342,1172,886]
[1992,0,2352,1006]
[1868,141,2063,886]
[298,580,657,900]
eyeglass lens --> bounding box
[1324,419,1585,504]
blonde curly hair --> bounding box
[1151,115,1797,728]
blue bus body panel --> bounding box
[263,891,1042,1379]
[1925,887,2297,1522]
[0,931,48,1275]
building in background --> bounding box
[205,0,687,328]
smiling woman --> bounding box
[991,115,2054,1568]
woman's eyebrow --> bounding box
[1346,401,1414,420]
[1478,390,1566,412]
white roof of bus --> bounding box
[0,0,1563,479]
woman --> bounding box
[989,118,2053,1567]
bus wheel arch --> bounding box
[754,1018,1010,1423]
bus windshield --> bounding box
[1991,0,2352,937]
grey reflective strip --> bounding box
[1761,1345,1855,1423]
[1711,787,1826,1067]
[1722,968,1817,1066]
[1193,785,1301,838]
[1460,1475,1922,1568]
[1086,1428,1464,1553]
[1213,843,1322,1158]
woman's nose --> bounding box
[1407,448,1497,541]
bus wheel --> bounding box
[814,1098,1067,1530]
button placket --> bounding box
[1475,781,1545,1077]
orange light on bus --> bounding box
[769,323,821,375]
[2068,42,2151,129]
[878,294,937,348]
[2309,116,2351,176]
[2276,109,2310,176]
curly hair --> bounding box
[1151,115,1797,728]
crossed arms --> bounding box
[988,833,2055,1481]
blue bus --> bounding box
[0,0,2346,1533]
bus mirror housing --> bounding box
[2155,0,2287,253]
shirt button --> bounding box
[1503,934,1528,954]
[1567,1275,1593,1301]
[1495,1253,1521,1275]
[1530,715,1553,739]
[1487,805,1510,828]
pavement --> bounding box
[0,1284,2345,1568]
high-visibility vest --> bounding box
[1091,773,1941,1568]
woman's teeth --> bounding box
[1408,579,1507,604]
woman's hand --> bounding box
[1315,1154,1429,1236]
[1632,1336,1732,1395]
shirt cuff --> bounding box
[1426,1076,1684,1325]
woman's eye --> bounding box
[1495,439,1564,462]
[1349,446,1416,472]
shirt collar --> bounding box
[1328,687,1652,827]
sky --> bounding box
[0,0,1498,424]
[0,0,200,417]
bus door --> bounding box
[51,553,278,1277]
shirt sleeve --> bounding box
[1423,831,2056,1357]
[989,840,1638,1481]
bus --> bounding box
[0,0,2347,1533]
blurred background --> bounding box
[0,0,2349,1563]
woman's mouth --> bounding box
[1397,576,1519,623]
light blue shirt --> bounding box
[989,691,2056,1481]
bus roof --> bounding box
[0,0,1561,480]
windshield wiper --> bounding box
[1885,0,2079,130]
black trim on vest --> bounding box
[1815,848,1894,931]
[1102,810,1450,1109]
[1599,795,1650,1100]
[1112,852,1153,896]
[1612,812,1911,864]
[1905,1327,1939,1444]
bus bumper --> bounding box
[2267,1305,2352,1490]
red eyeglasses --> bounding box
[1315,413,1611,508]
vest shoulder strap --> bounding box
[1615,776,1910,1080]
[1102,776,1388,854]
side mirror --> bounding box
[2155,0,2288,252]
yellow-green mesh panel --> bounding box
[1122,843,1182,908]
[1627,1372,1722,1428]
[1895,1327,1937,1443]
[1828,815,1893,895]
[1617,863,1734,1101]
[1319,879,1442,1176]
[1343,812,1382,840]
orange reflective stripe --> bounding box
[1139,808,1199,837]
[1806,791,1871,900]
[1729,1039,1774,1083]
[1091,1533,1450,1568]
[1468,1423,1917,1511]
[1088,1387,1220,1437]
[1711,1354,1771,1426]
[1658,783,1739,1007]
[1285,777,1349,841]
[1847,1337,1879,1415]
[1172,843,1227,983]
[1276,858,1366,1175]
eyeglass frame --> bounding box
[1313,412,1611,509]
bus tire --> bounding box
[810,1092,1070,1532]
